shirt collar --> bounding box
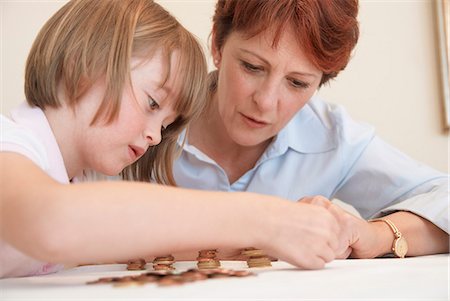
[177,96,336,156]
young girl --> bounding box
[1,0,342,278]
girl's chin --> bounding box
[99,166,125,177]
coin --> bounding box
[241,248,265,257]
[87,267,255,287]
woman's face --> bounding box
[75,49,179,176]
[213,27,323,147]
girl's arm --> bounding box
[1,152,341,269]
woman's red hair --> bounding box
[212,0,359,85]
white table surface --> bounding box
[1,254,448,300]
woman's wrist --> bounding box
[368,220,395,258]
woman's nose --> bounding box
[252,80,279,112]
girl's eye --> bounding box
[148,96,160,111]
[289,78,310,89]
[242,61,262,73]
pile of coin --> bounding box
[126,258,146,271]
[87,268,254,287]
[197,249,221,269]
[152,255,175,271]
[241,248,272,268]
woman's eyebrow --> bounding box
[238,48,317,78]
[289,71,317,79]
[238,48,270,65]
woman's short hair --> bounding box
[212,0,359,85]
[25,0,207,185]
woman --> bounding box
[173,0,449,258]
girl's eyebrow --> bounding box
[238,48,318,79]
[160,86,172,95]
[155,80,173,96]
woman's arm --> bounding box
[358,211,449,258]
[1,152,341,269]
[327,113,448,256]
[300,196,449,258]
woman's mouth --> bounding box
[241,113,269,128]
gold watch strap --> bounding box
[370,218,402,239]
[369,218,408,258]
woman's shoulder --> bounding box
[305,96,373,130]
[286,96,376,152]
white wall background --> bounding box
[1,0,448,173]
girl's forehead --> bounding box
[130,49,180,86]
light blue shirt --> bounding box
[174,97,449,233]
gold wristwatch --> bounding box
[369,218,408,258]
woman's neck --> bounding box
[188,93,271,184]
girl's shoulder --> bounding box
[1,103,69,183]
[0,113,49,170]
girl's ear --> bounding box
[211,30,221,68]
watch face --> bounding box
[394,237,408,258]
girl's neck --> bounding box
[44,105,84,181]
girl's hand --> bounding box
[259,199,342,269]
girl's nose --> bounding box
[145,123,162,146]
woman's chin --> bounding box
[230,132,272,148]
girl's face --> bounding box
[213,27,323,147]
[76,49,179,176]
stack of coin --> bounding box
[152,255,175,271]
[197,249,221,269]
[241,248,272,268]
[126,258,146,271]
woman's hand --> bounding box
[298,196,382,259]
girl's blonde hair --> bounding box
[25,0,206,185]
[25,0,207,185]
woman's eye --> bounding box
[148,96,160,110]
[290,79,310,89]
[242,61,262,72]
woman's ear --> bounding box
[211,30,221,68]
